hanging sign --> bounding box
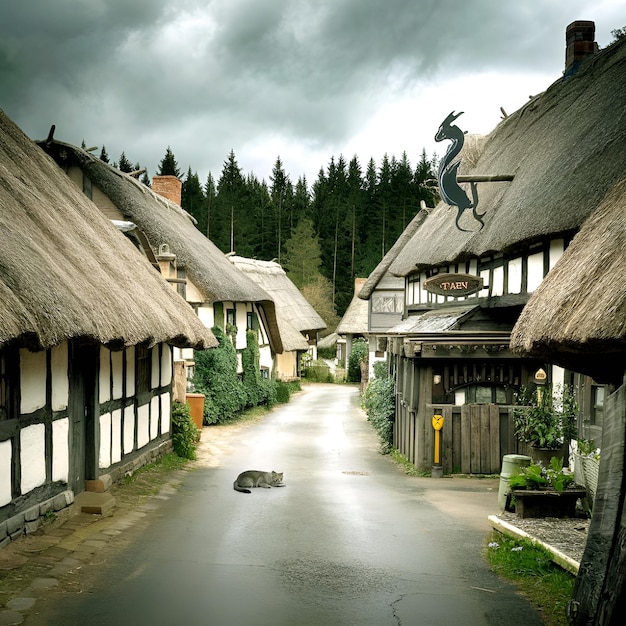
[423,273,483,297]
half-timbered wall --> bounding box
[197,301,273,375]
[96,343,172,472]
[1,340,175,545]
[406,238,565,306]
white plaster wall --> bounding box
[0,440,12,506]
[197,304,214,329]
[150,396,159,439]
[160,344,172,387]
[235,308,247,349]
[126,346,135,397]
[161,392,171,434]
[549,239,564,270]
[99,347,111,404]
[259,344,273,371]
[51,343,69,411]
[52,418,69,483]
[123,405,135,454]
[137,403,150,448]
[185,278,205,305]
[508,258,523,294]
[480,268,490,298]
[492,265,504,297]
[19,349,46,414]
[99,412,111,469]
[111,350,124,400]
[20,424,46,493]
[527,251,544,293]
[151,347,160,390]
[111,409,122,464]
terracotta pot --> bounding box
[185,393,205,430]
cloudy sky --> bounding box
[1,1,624,185]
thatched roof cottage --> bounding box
[361,21,626,474]
[0,109,216,543]
[39,139,285,379]
[228,256,326,380]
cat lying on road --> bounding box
[233,470,285,493]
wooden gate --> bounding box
[395,402,519,474]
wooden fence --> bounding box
[395,402,523,475]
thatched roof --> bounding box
[510,177,626,384]
[336,279,369,335]
[228,256,326,350]
[39,139,283,353]
[389,37,626,276]
[0,109,216,351]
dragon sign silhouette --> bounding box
[435,111,484,231]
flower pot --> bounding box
[185,393,205,430]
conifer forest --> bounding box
[102,145,439,323]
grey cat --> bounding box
[233,470,285,493]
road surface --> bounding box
[25,383,543,625]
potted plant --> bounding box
[508,457,586,518]
[513,383,578,465]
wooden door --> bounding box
[68,342,98,493]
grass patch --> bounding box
[485,531,575,626]
[390,449,431,476]
[113,453,189,506]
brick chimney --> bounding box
[152,175,182,206]
[565,21,598,76]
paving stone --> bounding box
[6,597,35,611]
[27,578,59,590]
[0,609,25,625]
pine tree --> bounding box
[99,146,110,163]
[182,167,207,234]
[283,218,322,289]
[204,173,217,240]
[158,146,181,178]
[118,151,133,173]
[269,156,292,263]
[214,150,246,253]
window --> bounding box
[135,345,151,394]
[372,295,403,314]
[247,312,259,330]
[591,386,604,426]
[226,309,236,327]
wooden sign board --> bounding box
[423,273,483,297]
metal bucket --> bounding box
[498,454,532,511]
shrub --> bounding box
[193,326,285,424]
[362,372,395,453]
[193,327,249,424]
[275,380,291,403]
[347,338,368,383]
[303,360,333,382]
[171,401,198,460]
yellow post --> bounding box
[432,414,444,477]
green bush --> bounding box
[347,338,368,383]
[317,345,337,360]
[275,380,291,403]
[193,326,286,424]
[171,401,198,460]
[303,360,333,382]
[362,372,395,453]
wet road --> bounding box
[26,383,543,625]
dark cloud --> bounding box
[1,1,623,182]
